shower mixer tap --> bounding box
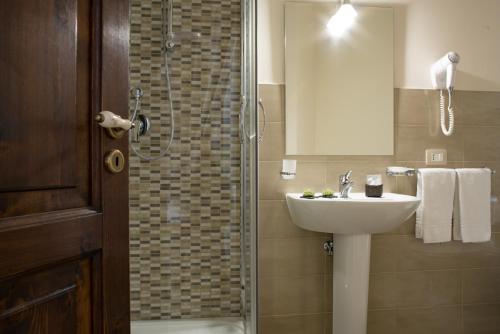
[131,114,151,143]
[129,87,151,143]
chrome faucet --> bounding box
[339,170,354,199]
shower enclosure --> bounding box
[128,0,257,333]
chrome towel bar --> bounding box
[386,166,496,177]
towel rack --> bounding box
[386,166,497,203]
[386,166,496,177]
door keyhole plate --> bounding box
[104,149,125,174]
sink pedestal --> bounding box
[332,234,371,334]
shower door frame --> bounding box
[240,0,258,333]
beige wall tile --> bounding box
[324,275,332,313]
[396,237,464,271]
[396,89,440,126]
[285,155,330,162]
[259,161,327,200]
[326,155,395,162]
[369,273,398,308]
[493,208,500,230]
[259,84,285,122]
[396,306,462,334]
[367,309,398,334]
[396,125,464,162]
[395,270,461,308]
[259,200,321,239]
[259,314,325,334]
[456,91,500,126]
[259,237,328,278]
[459,236,500,268]
[370,270,461,309]
[259,122,285,161]
[324,251,333,275]
[462,268,500,304]
[370,235,402,273]
[463,126,500,161]
[463,304,500,334]
[259,275,326,316]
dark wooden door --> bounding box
[0,0,130,333]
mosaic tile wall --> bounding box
[129,0,242,320]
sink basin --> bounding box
[286,192,420,334]
[286,192,420,234]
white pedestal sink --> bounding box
[286,193,420,334]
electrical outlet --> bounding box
[425,149,447,165]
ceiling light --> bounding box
[327,0,358,37]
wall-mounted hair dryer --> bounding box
[430,52,460,136]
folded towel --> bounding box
[416,168,456,243]
[453,168,491,243]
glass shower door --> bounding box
[241,0,257,333]
[129,0,257,332]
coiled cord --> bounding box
[440,89,454,136]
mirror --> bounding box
[285,3,394,155]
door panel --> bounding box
[0,259,91,334]
[0,0,91,217]
[0,211,101,278]
[0,0,79,191]
[0,0,130,332]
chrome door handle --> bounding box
[239,95,250,143]
[258,98,266,143]
[239,96,267,143]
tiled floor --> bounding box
[131,318,244,334]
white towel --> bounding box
[416,168,456,243]
[453,168,491,243]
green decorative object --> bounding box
[302,189,315,199]
[322,189,334,198]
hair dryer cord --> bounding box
[440,89,454,136]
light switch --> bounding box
[425,149,447,165]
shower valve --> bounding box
[131,114,151,143]
[166,40,177,51]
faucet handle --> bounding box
[340,170,353,183]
